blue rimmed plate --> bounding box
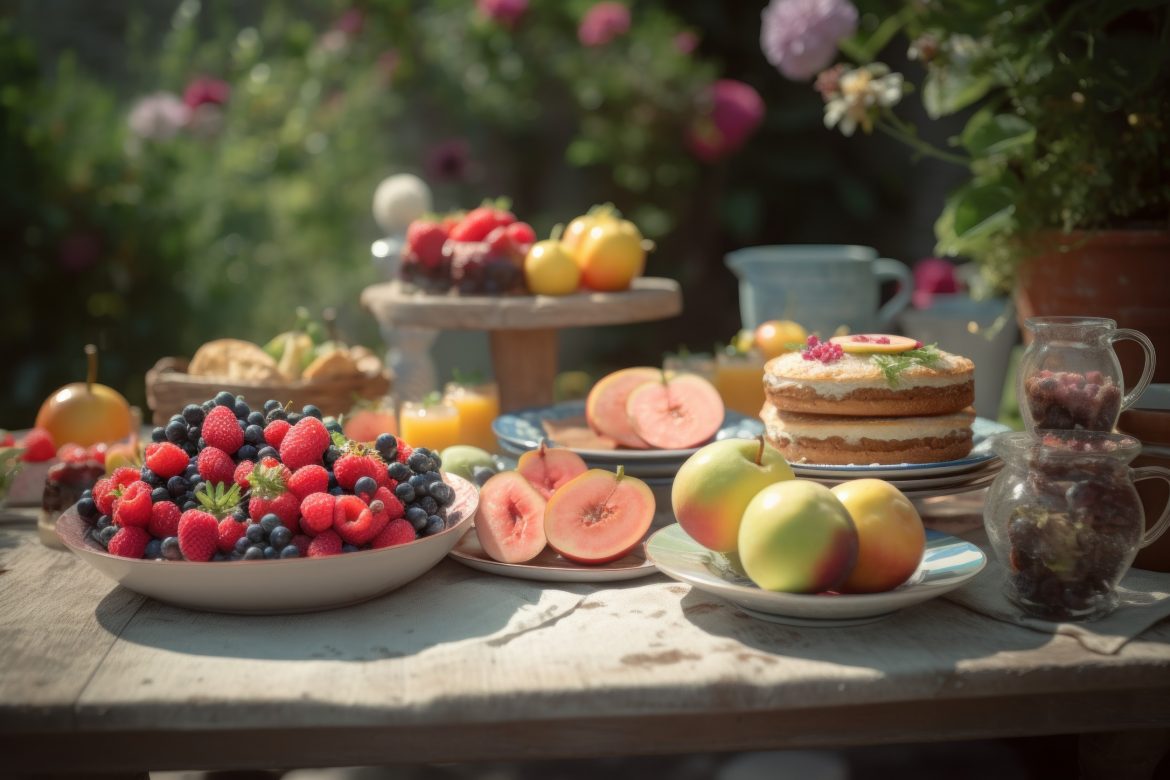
[646,524,986,627]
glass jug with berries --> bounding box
[1018,317,1155,433]
[984,431,1170,621]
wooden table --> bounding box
[1,504,1168,778]
[361,278,682,411]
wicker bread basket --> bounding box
[145,357,392,425]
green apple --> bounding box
[671,436,794,553]
[439,445,497,481]
[831,479,925,593]
[738,480,859,593]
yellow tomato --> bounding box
[525,239,581,296]
[577,219,646,292]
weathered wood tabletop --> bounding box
[1,505,1168,776]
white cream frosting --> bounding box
[763,350,973,398]
[762,405,974,445]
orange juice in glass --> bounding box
[714,350,766,418]
[398,399,461,452]
[444,381,501,452]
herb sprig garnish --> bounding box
[872,343,942,387]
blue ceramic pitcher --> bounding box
[725,245,913,336]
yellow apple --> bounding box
[831,479,925,593]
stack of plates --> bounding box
[788,417,1010,499]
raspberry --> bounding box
[506,221,536,245]
[279,417,331,470]
[234,460,255,489]
[299,492,336,535]
[259,456,292,484]
[198,447,236,487]
[113,481,153,528]
[202,405,243,453]
[110,466,140,489]
[396,444,414,464]
[334,454,384,491]
[87,443,108,466]
[217,518,246,553]
[334,494,387,546]
[800,335,844,364]
[263,419,291,448]
[20,428,56,462]
[148,500,182,539]
[289,464,329,500]
[291,533,312,556]
[145,442,189,479]
[370,518,416,549]
[406,219,451,269]
[93,477,118,515]
[307,529,343,557]
[178,509,219,562]
[108,526,151,558]
[373,486,405,520]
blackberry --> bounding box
[418,496,439,516]
[270,526,292,549]
[246,524,265,543]
[215,391,237,408]
[375,433,398,460]
[162,536,182,560]
[234,536,251,555]
[263,399,282,413]
[388,462,411,482]
[234,399,252,420]
[429,482,455,506]
[354,476,378,498]
[181,404,205,426]
[280,545,300,559]
[247,411,266,427]
[244,546,265,561]
[257,446,279,461]
[237,444,259,463]
[98,525,118,547]
[165,420,187,444]
[151,427,166,443]
[145,539,163,560]
[151,487,171,504]
[406,506,428,531]
[260,513,281,534]
[302,404,323,419]
[423,515,445,536]
[167,476,190,498]
[77,496,98,520]
[395,483,416,504]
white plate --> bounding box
[57,474,478,615]
[449,526,659,583]
[645,524,986,627]
[802,462,1002,490]
[788,417,1010,479]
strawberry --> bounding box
[217,518,246,553]
[193,481,244,521]
[263,419,291,449]
[307,529,343,557]
[113,481,152,528]
[406,219,450,270]
[334,494,387,546]
[144,442,189,479]
[485,225,517,260]
[370,518,416,549]
[93,478,118,515]
[448,206,500,242]
[148,500,182,539]
[288,465,329,499]
[108,526,150,559]
[506,221,536,245]
[334,453,384,491]
[202,405,243,454]
[373,486,405,520]
[197,447,236,488]
[178,509,219,562]
[234,460,255,489]
[279,417,331,471]
[299,492,336,535]
[20,428,55,462]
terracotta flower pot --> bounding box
[1015,229,1170,385]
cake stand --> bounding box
[360,278,682,411]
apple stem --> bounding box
[538,439,548,457]
[549,223,564,242]
[755,434,765,466]
[615,465,625,482]
[85,344,98,393]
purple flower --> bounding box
[127,92,189,140]
[183,77,231,110]
[426,139,471,182]
[761,0,858,81]
[478,0,529,27]
[687,79,765,163]
[674,31,699,55]
[578,2,631,47]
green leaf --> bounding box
[871,344,943,388]
[960,111,1035,157]
[923,67,995,119]
[951,183,1016,243]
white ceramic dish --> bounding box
[57,473,478,615]
[646,524,986,627]
[449,526,659,583]
[800,461,1002,490]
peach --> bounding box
[626,373,724,450]
[585,367,658,449]
[516,440,589,499]
[36,345,132,447]
[474,471,548,564]
[831,479,925,593]
[545,466,655,564]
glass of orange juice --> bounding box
[714,349,766,418]
[398,398,461,452]
[443,381,501,453]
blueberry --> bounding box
[140,467,160,486]
[162,536,183,560]
[247,411,266,427]
[408,474,429,494]
[201,399,216,413]
[167,475,190,498]
[237,444,259,463]
[246,523,265,543]
[327,472,339,490]
[181,404,205,426]
[196,437,206,449]
[375,433,398,458]
[96,514,112,531]
[413,447,432,457]
[182,500,198,511]
[185,424,200,443]
[151,487,171,504]
[234,536,251,554]
[99,525,118,547]
[243,424,264,446]
[329,486,344,496]
[260,514,281,534]
[324,418,343,435]
[215,391,236,408]
[287,412,304,425]
[353,476,378,498]
[395,483,416,504]
[263,399,282,413]
[165,420,187,443]
[471,466,495,486]
[302,404,322,419]
[429,454,442,470]
[234,399,251,420]
[270,526,292,549]
[406,506,428,531]
[151,427,166,443]
[280,545,300,559]
[418,496,438,516]
[263,545,278,559]
[424,470,442,484]
[237,419,247,432]
[257,446,278,461]
[342,543,360,553]
[323,446,341,468]
[77,496,98,520]
[388,462,411,481]
[266,408,288,423]
[244,546,265,560]
[184,462,200,479]
[233,507,249,522]
[184,443,199,458]
[408,452,431,474]
[188,475,203,490]
[145,539,163,559]
[170,414,185,425]
[429,482,455,506]
[424,515,445,536]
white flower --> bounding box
[822,63,904,136]
[127,92,189,140]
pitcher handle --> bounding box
[874,258,913,327]
[1133,466,1170,549]
[1111,328,1156,412]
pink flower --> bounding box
[182,77,231,110]
[578,2,631,47]
[761,0,858,81]
[127,92,189,140]
[334,9,364,37]
[687,79,765,163]
[912,258,960,309]
[478,0,529,27]
[674,31,699,55]
[426,139,471,182]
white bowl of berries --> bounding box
[55,392,477,614]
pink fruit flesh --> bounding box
[474,472,548,564]
[584,368,659,449]
[545,469,655,564]
[517,441,588,499]
[626,374,725,450]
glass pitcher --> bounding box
[984,431,1170,621]
[1018,316,1155,433]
